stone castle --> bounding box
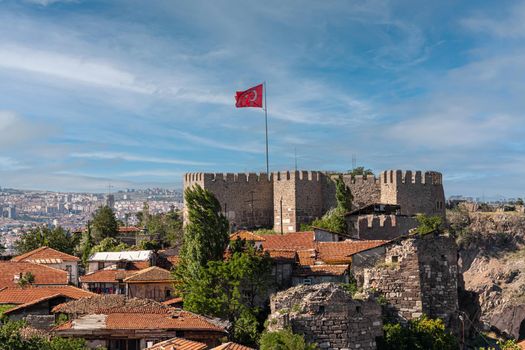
[183,170,446,233]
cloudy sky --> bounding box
[0,0,524,197]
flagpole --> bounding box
[264,81,269,175]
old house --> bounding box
[0,286,94,329]
[145,337,207,350]
[52,295,227,349]
[0,261,69,288]
[88,250,155,273]
[11,246,80,285]
[124,266,175,301]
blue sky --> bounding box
[0,0,524,198]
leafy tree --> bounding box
[90,237,130,254]
[91,205,118,242]
[378,315,458,350]
[79,222,94,266]
[259,329,318,350]
[178,184,229,275]
[17,272,35,288]
[0,320,88,350]
[143,210,183,248]
[137,238,162,251]
[15,226,79,255]
[516,198,524,206]
[310,208,347,233]
[335,175,353,212]
[347,166,374,177]
[415,214,443,235]
[179,245,273,346]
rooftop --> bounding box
[89,250,153,262]
[213,342,255,350]
[123,266,173,283]
[0,261,68,288]
[317,240,388,264]
[229,230,266,242]
[146,337,207,350]
[11,246,80,263]
[0,285,94,305]
[80,269,137,283]
[262,232,315,251]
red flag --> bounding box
[235,84,263,108]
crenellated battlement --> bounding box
[184,172,272,184]
[273,170,323,182]
[341,174,380,185]
[380,170,442,185]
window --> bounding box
[356,306,362,314]
[318,305,325,314]
[165,289,171,298]
[98,262,104,270]
[303,278,312,285]
[391,256,399,263]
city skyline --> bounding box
[0,0,524,197]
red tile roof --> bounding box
[55,310,225,333]
[296,249,316,265]
[4,293,63,315]
[293,264,349,277]
[266,249,297,262]
[118,226,142,233]
[0,286,94,305]
[146,337,207,350]
[123,266,173,283]
[12,246,79,263]
[162,297,183,306]
[262,232,315,251]
[80,269,137,283]
[317,240,388,264]
[213,342,255,350]
[229,231,266,242]
[0,261,68,288]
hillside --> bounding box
[452,209,525,339]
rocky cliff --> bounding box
[452,210,525,339]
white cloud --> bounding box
[0,157,26,171]
[0,111,53,147]
[461,2,525,38]
[70,151,212,166]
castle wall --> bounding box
[341,175,381,209]
[184,172,274,229]
[347,215,417,240]
[380,170,446,218]
[363,234,459,331]
[273,171,325,233]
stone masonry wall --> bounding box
[184,173,274,229]
[346,215,418,240]
[267,283,383,350]
[363,234,459,331]
[341,174,381,209]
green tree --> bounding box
[90,237,130,254]
[378,315,458,350]
[347,166,374,177]
[15,226,79,255]
[79,222,94,266]
[335,175,353,212]
[516,198,524,206]
[144,210,183,248]
[178,184,229,274]
[260,329,318,350]
[179,245,273,346]
[0,320,88,350]
[310,208,347,233]
[415,214,443,235]
[91,205,119,242]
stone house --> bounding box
[52,295,227,349]
[267,283,383,350]
[11,246,80,285]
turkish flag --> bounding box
[235,84,263,108]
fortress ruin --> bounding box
[183,170,446,234]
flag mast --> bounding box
[264,81,269,175]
